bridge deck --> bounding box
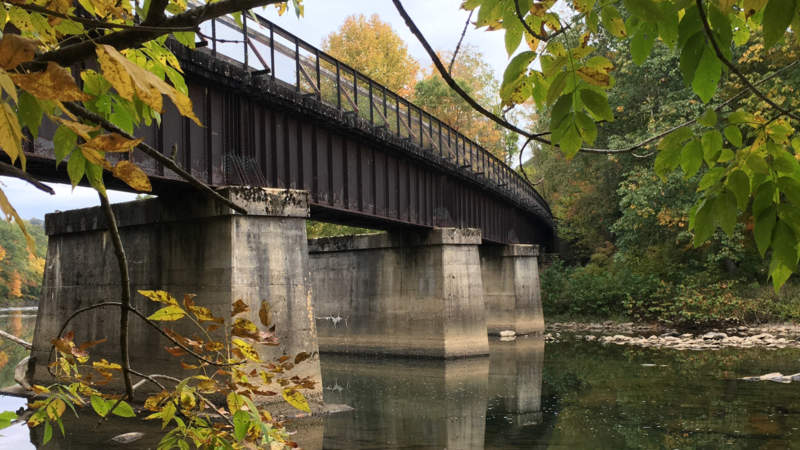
[22,13,554,247]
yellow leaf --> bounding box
[281,388,310,413]
[138,290,178,305]
[0,71,17,104]
[92,359,122,370]
[82,133,141,152]
[227,391,245,413]
[0,187,33,250]
[55,117,98,140]
[80,147,110,168]
[576,67,611,87]
[96,45,202,125]
[147,305,186,321]
[0,101,24,168]
[112,160,152,192]
[232,317,258,338]
[0,34,37,70]
[45,398,66,420]
[143,391,169,411]
[231,338,260,362]
[10,62,90,102]
[32,385,50,394]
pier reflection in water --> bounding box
[321,335,544,449]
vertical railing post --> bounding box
[335,61,341,111]
[418,109,423,148]
[382,86,388,128]
[269,23,275,81]
[242,11,248,69]
[315,48,321,101]
[295,37,300,92]
[211,19,217,57]
[353,72,358,115]
[395,96,400,135]
[368,80,374,125]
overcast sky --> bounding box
[1,1,514,221]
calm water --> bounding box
[2,310,800,448]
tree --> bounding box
[391,0,800,291]
[0,0,316,447]
[322,13,420,96]
[414,46,519,162]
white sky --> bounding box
[2,0,515,221]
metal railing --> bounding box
[195,10,551,218]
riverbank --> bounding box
[545,321,800,350]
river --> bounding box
[1,309,800,448]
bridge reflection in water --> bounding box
[23,336,544,449]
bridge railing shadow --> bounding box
[193,9,552,220]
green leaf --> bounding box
[601,6,627,38]
[726,169,750,209]
[66,149,86,188]
[546,71,568,106]
[778,176,800,206]
[43,421,52,445]
[746,153,769,174]
[17,91,42,139]
[692,44,722,103]
[147,305,186,321]
[233,410,250,441]
[574,112,597,144]
[713,190,738,236]
[558,120,582,159]
[624,0,663,22]
[699,166,725,191]
[753,180,777,217]
[701,130,723,166]
[680,139,703,177]
[580,88,613,122]
[53,126,77,166]
[90,395,110,418]
[0,411,16,430]
[755,206,777,257]
[550,94,573,129]
[693,197,715,246]
[504,19,523,56]
[698,109,717,127]
[774,149,800,175]
[718,148,735,162]
[630,22,657,65]
[770,220,798,289]
[502,51,536,86]
[173,31,196,49]
[86,162,106,197]
[655,143,682,177]
[723,125,742,147]
[763,0,796,48]
[679,32,705,86]
[111,400,136,418]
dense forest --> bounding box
[528,20,800,328]
[0,218,46,305]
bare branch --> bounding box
[0,161,55,194]
[449,10,473,75]
[143,0,170,25]
[696,0,800,123]
[98,193,134,400]
[0,329,31,349]
[64,103,248,215]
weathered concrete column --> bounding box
[308,228,488,358]
[29,188,322,408]
[479,244,544,335]
[488,336,544,427]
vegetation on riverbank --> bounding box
[0,219,46,306]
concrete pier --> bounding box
[479,244,544,335]
[29,187,322,408]
[308,229,489,358]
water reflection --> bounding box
[488,336,544,428]
[321,354,490,449]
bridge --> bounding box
[26,12,554,410]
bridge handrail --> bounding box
[197,11,552,218]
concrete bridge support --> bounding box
[479,244,544,335]
[29,187,322,408]
[308,229,489,358]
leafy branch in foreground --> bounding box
[396,0,800,290]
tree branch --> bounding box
[513,0,572,42]
[98,193,134,400]
[32,0,287,68]
[449,10,473,75]
[0,329,31,349]
[64,103,248,215]
[0,161,55,194]
[3,2,194,32]
[696,0,800,123]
